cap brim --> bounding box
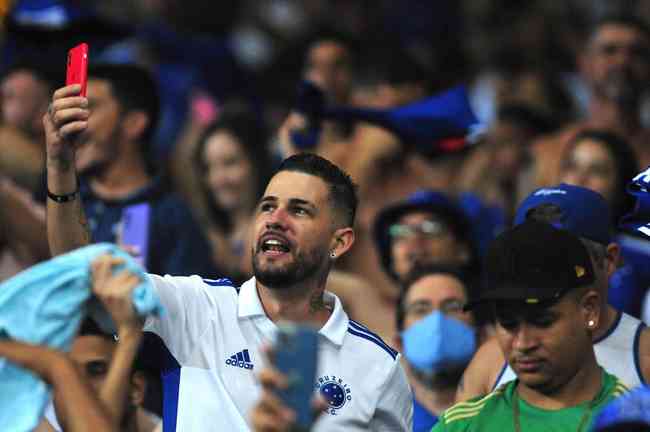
[463,286,568,311]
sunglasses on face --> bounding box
[389,220,449,240]
[405,298,466,319]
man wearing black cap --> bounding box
[458,184,649,402]
[434,221,627,431]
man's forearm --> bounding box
[46,162,91,256]
[99,329,142,425]
[50,358,115,432]
[0,340,114,432]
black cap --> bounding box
[465,220,595,310]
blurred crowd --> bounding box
[4,0,650,431]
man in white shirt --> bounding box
[43,83,412,431]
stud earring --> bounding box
[588,320,595,328]
[330,251,336,258]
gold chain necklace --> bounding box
[512,388,596,432]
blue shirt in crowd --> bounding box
[413,397,438,432]
[80,177,219,277]
[609,234,650,319]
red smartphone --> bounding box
[66,43,89,96]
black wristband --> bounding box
[47,188,78,203]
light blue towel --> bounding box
[0,243,163,432]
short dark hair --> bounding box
[277,153,357,227]
[395,263,479,332]
[89,64,159,158]
[497,103,559,136]
[78,317,115,342]
[590,14,650,43]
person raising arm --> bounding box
[0,339,114,432]
[43,84,91,254]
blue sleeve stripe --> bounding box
[147,333,181,432]
[202,278,239,294]
[349,319,383,341]
[347,328,397,360]
[633,322,647,385]
[348,320,398,358]
[202,277,234,287]
[347,327,398,360]
[162,366,181,432]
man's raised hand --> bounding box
[43,84,88,170]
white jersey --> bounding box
[493,311,646,389]
[144,275,413,431]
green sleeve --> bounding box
[431,419,446,432]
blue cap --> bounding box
[593,386,650,430]
[514,183,612,245]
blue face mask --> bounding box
[402,310,477,375]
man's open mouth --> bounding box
[259,234,291,255]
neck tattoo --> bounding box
[309,292,331,314]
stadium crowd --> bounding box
[2,1,650,431]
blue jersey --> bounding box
[610,234,650,319]
[79,177,218,277]
[413,397,438,432]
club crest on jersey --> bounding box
[315,375,352,415]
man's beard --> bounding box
[75,122,123,179]
[598,68,645,105]
[252,246,326,289]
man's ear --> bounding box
[605,243,620,278]
[130,371,147,407]
[580,288,601,332]
[123,110,149,143]
[329,227,355,260]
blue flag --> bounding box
[291,81,482,156]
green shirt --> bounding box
[432,370,627,432]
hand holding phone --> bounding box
[66,43,88,96]
[272,323,319,431]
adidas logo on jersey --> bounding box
[225,349,254,370]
